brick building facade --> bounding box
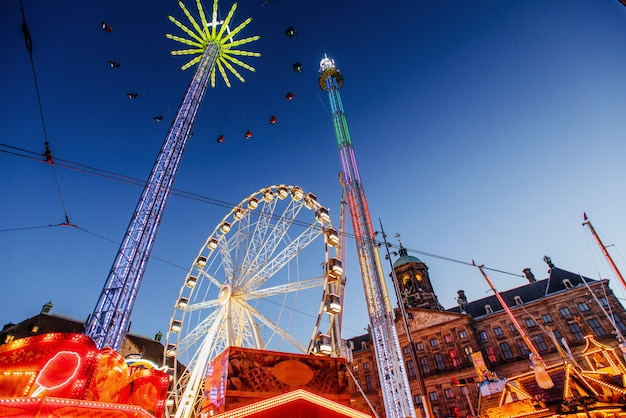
[346,249,626,418]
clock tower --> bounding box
[393,245,443,310]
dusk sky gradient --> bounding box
[2,0,626,343]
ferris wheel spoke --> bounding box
[197,268,223,289]
[184,298,220,312]
[240,301,308,353]
[240,199,303,285]
[175,309,226,418]
[216,232,238,283]
[178,308,222,353]
[240,223,323,293]
[240,199,277,284]
[243,276,324,300]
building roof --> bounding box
[392,246,422,268]
[446,267,596,318]
[0,312,86,342]
[346,333,371,352]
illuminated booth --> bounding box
[0,333,169,417]
[200,346,364,417]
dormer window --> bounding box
[514,296,523,306]
[485,304,493,314]
[361,341,367,350]
[563,279,573,289]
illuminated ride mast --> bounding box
[86,0,260,350]
[319,55,416,418]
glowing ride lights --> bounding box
[85,0,260,351]
[319,54,416,418]
[32,351,81,397]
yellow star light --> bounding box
[166,0,260,87]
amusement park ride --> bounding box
[319,55,416,418]
[2,0,364,417]
[85,0,262,352]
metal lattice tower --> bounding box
[319,55,416,418]
[86,0,260,350]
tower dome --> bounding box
[393,246,421,268]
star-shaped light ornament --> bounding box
[166,0,260,87]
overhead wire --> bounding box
[1,142,525,282]
[20,0,71,226]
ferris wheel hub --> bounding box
[218,284,232,306]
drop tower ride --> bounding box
[319,55,416,418]
[86,0,259,350]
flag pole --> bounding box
[473,261,554,389]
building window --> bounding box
[613,314,626,332]
[463,346,473,362]
[429,391,438,401]
[458,329,468,339]
[533,334,548,352]
[525,318,536,328]
[416,341,424,351]
[365,375,373,391]
[588,318,606,336]
[485,304,493,314]
[493,326,503,336]
[414,394,422,405]
[406,360,417,378]
[444,388,454,399]
[403,345,411,354]
[500,342,514,359]
[569,323,584,341]
[509,323,518,334]
[430,338,438,347]
[4,334,15,343]
[552,329,563,341]
[434,353,445,370]
[361,341,367,350]
[578,302,590,312]
[31,325,39,333]
[542,314,553,324]
[516,339,528,356]
[408,312,413,320]
[363,362,370,370]
[478,331,488,341]
[353,364,359,374]
[444,334,454,343]
[486,346,497,363]
[514,296,523,305]
[599,297,609,307]
[420,357,430,373]
[563,279,573,288]
[560,307,572,318]
[449,349,460,367]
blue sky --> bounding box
[2,0,626,343]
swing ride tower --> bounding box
[86,0,260,350]
[319,55,416,418]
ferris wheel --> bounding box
[163,184,345,417]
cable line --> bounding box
[19,0,71,226]
[1,142,525,280]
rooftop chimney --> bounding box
[522,268,536,283]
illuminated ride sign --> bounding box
[0,333,169,417]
